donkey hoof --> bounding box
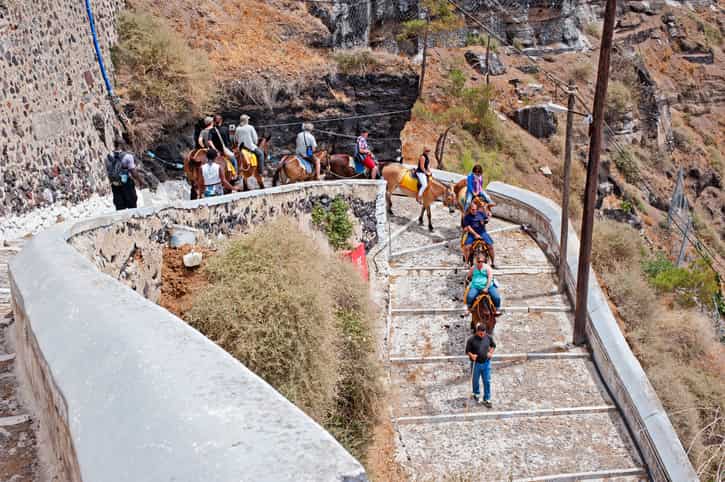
[418,218,423,225]
[428,225,434,232]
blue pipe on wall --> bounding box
[84,0,115,97]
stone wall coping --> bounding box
[10,180,384,482]
[485,181,697,482]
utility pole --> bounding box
[418,14,430,98]
[558,79,576,294]
[573,0,617,346]
[485,35,491,85]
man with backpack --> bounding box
[106,140,143,211]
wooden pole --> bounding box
[573,0,617,346]
[419,20,429,98]
[485,35,491,85]
[559,79,576,294]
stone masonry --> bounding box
[0,0,124,217]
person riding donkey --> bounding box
[296,122,320,180]
[462,201,497,268]
[197,149,239,198]
[416,147,433,204]
[465,253,502,316]
[234,114,266,175]
[465,164,496,215]
[354,128,379,179]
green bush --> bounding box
[643,254,721,308]
[334,49,380,75]
[606,81,633,118]
[111,11,211,117]
[187,218,380,460]
[461,85,502,148]
[312,198,354,250]
[446,68,466,98]
[612,148,640,183]
[465,33,499,51]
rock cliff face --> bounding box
[0,0,124,216]
[154,72,419,163]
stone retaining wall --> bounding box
[8,180,386,482]
[422,167,696,481]
[0,0,123,216]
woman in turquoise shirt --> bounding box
[466,254,502,314]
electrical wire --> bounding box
[255,109,411,128]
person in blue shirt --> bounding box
[462,202,497,268]
[465,164,495,215]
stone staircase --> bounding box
[385,198,648,481]
[0,240,40,482]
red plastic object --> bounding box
[342,243,368,280]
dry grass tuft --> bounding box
[186,217,381,459]
[593,218,725,479]
[112,10,213,120]
[592,219,643,273]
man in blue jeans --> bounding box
[465,323,496,407]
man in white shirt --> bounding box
[295,122,319,179]
[234,114,266,173]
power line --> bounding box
[315,128,401,141]
[255,109,411,128]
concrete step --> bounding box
[390,226,550,268]
[0,353,16,372]
[512,467,648,482]
[396,412,643,481]
[396,405,617,424]
[389,311,574,358]
[391,305,570,316]
[391,271,567,309]
[0,412,37,481]
[391,358,612,418]
[391,265,555,276]
[390,351,589,365]
[0,373,22,417]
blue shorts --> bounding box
[465,232,493,246]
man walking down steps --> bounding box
[466,322,496,408]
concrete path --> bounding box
[0,240,40,481]
[384,198,648,481]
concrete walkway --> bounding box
[385,198,648,481]
[0,240,40,481]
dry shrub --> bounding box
[112,11,212,119]
[605,80,633,120]
[187,218,381,458]
[592,219,643,272]
[601,267,657,328]
[571,61,592,82]
[625,309,725,480]
[334,49,380,75]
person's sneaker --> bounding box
[482,399,492,408]
[471,394,480,402]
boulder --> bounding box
[629,1,655,14]
[183,251,203,268]
[618,12,642,29]
[602,208,643,229]
[517,64,540,74]
[464,51,507,76]
[510,105,558,138]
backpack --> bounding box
[106,151,129,184]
